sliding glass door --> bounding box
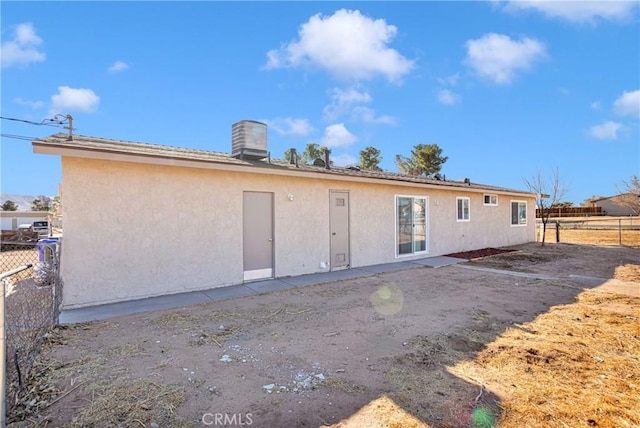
[396,196,428,256]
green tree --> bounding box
[31,195,52,211]
[551,201,573,209]
[395,143,448,176]
[359,146,383,171]
[301,142,330,164]
[1,200,18,211]
[284,143,332,165]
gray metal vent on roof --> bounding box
[231,120,268,160]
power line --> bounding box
[0,115,70,128]
[1,134,38,141]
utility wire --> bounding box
[0,115,71,128]
[1,134,39,141]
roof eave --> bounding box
[32,137,535,198]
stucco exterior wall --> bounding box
[61,157,535,308]
[596,197,637,216]
[1,212,49,230]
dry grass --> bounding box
[614,264,640,282]
[450,285,640,428]
[329,395,429,428]
[68,377,189,428]
[551,229,640,247]
[8,331,190,427]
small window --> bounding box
[457,197,470,222]
[335,198,345,207]
[483,194,498,206]
[511,201,527,226]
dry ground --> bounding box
[7,241,639,428]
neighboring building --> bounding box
[0,211,50,231]
[33,123,536,309]
[587,194,639,216]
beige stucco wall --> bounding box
[596,197,637,216]
[61,157,535,308]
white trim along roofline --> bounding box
[33,133,535,198]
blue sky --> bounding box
[2,1,639,205]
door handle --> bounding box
[268,238,273,242]
[332,232,336,236]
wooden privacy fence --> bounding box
[536,207,603,218]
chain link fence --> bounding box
[536,217,640,246]
[1,239,63,417]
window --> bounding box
[456,197,470,222]
[511,201,527,226]
[483,194,498,206]
[396,196,428,256]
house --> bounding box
[0,211,50,231]
[587,193,639,216]
[32,121,536,309]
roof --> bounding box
[33,133,534,196]
[589,193,636,203]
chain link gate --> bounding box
[1,239,63,421]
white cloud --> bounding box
[465,33,546,85]
[502,1,637,23]
[108,61,129,72]
[264,9,414,83]
[50,86,100,115]
[590,101,601,110]
[613,89,640,117]
[438,73,460,86]
[14,97,44,109]
[322,86,396,124]
[323,87,372,120]
[437,89,461,106]
[321,123,358,148]
[332,153,358,167]
[351,106,397,124]
[266,117,315,136]
[1,22,46,68]
[588,121,622,140]
[323,86,396,124]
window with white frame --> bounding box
[456,197,470,222]
[511,201,527,226]
[396,196,428,256]
[483,194,498,206]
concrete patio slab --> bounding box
[412,256,467,268]
[244,279,297,294]
[59,289,210,324]
[201,284,258,301]
[357,262,419,274]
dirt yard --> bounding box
[8,242,640,428]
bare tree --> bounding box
[616,175,640,214]
[524,168,567,245]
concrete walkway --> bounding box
[59,256,465,324]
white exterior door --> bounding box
[330,190,350,270]
[243,192,274,281]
